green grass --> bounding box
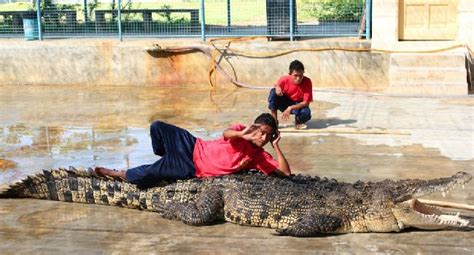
[96,1,268,25]
[0,3,34,11]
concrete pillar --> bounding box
[371,0,399,50]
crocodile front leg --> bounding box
[157,186,224,226]
[276,214,344,237]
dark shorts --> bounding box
[126,121,197,187]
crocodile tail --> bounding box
[0,168,147,210]
[0,172,51,199]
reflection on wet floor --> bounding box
[0,125,152,186]
[0,158,16,171]
[282,134,473,182]
[0,84,473,253]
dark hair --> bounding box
[254,113,278,136]
[289,60,304,73]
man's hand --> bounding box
[275,84,283,96]
[240,124,262,141]
[271,130,281,148]
[270,130,291,176]
[281,107,292,121]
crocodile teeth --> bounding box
[442,192,446,198]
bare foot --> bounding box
[94,167,126,178]
[94,166,112,176]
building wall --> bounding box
[0,39,389,92]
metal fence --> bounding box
[0,0,371,41]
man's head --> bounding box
[288,60,305,85]
[252,113,278,147]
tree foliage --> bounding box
[302,0,364,22]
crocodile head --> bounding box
[389,171,472,231]
[354,171,473,233]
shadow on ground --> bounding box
[306,118,357,129]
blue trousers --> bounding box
[126,121,196,187]
[267,88,311,124]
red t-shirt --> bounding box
[193,124,279,177]
[277,75,313,103]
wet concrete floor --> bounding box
[0,84,473,253]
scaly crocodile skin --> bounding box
[1,168,472,236]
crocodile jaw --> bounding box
[392,198,471,230]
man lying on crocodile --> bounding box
[95,113,291,187]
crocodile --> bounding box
[1,168,472,237]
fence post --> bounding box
[226,0,231,32]
[36,0,42,40]
[200,0,206,41]
[83,0,89,22]
[117,0,123,41]
[289,0,294,41]
[366,0,371,39]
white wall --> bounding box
[371,0,473,49]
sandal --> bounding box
[295,123,307,130]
